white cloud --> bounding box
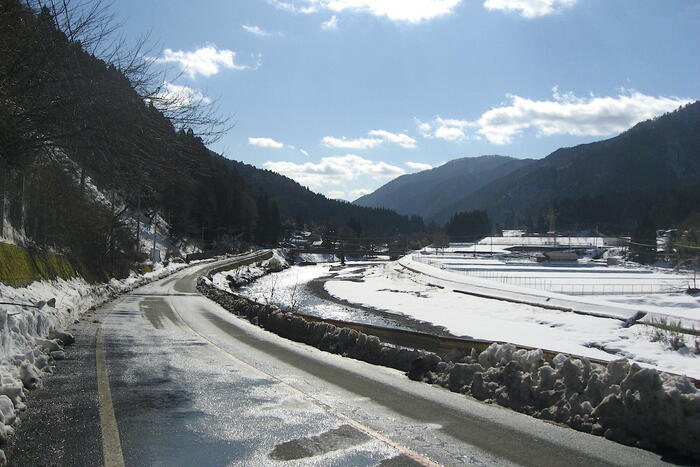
[151,82,212,109]
[321,15,338,30]
[474,88,692,144]
[264,154,405,189]
[270,0,462,23]
[271,0,320,14]
[368,129,417,148]
[406,161,432,171]
[322,136,383,150]
[249,137,285,149]
[242,25,275,36]
[156,45,251,78]
[417,116,473,141]
[326,190,346,199]
[299,149,310,156]
[418,89,692,145]
[323,129,417,149]
[483,0,577,18]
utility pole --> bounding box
[152,219,158,262]
[135,193,141,254]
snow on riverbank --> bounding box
[231,263,397,327]
[0,261,191,462]
[324,262,700,379]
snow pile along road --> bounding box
[416,343,700,459]
[0,261,189,464]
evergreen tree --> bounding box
[630,213,657,264]
[445,210,491,241]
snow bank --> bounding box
[419,343,700,458]
[200,279,700,461]
[0,261,189,463]
[294,253,337,263]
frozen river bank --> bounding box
[234,262,454,335]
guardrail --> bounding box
[205,250,273,278]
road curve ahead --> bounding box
[9,255,672,466]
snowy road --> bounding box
[8,256,673,465]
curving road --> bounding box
[8,254,672,466]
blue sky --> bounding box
[118,0,700,201]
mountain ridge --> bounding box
[354,155,534,220]
[356,102,700,231]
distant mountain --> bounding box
[433,101,700,231]
[224,158,425,234]
[353,155,534,220]
[357,102,700,232]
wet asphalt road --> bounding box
[7,256,674,466]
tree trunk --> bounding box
[80,165,86,195]
[19,169,26,237]
[109,190,116,273]
[135,192,141,254]
[0,165,6,240]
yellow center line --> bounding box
[91,255,265,467]
[95,301,126,467]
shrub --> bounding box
[266,258,283,272]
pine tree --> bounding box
[630,213,657,264]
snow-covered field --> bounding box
[408,252,699,326]
[325,261,700,378]
[414,254,692,295]
[223,252,699,380]
[0,261,193,462]
[431,236,611,255]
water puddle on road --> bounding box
[269,424,371,460]
[140,297,185,330]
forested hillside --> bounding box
[0,1,424,279]
[225,158,425,235]
[433,102,700,231]
[357,101,700,233]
